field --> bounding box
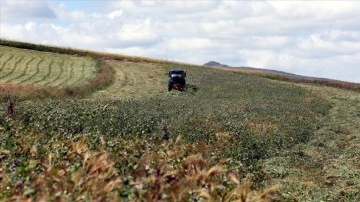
[205,62,360,92]
[0,40,359,201]
[0,45,97,87]
[0,43,114,100]
[90,60,166,100]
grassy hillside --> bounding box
[206,64,360,92]
[0,44,113,100]
[0,40,358,201]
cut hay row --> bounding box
[6,56,35,83]
[18,57,43,84]
[0,54,14,72]
[72,61,86,85]
[57,61,74,86]
[0,55,23,80]
[33,59,54,84]
[43,59,63,85]
[0,45,98,87]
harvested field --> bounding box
[0,45,98,87]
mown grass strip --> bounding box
[9,56,35,83]
[57,61,74,87]
[0,54,14,72]
[0,59,113,100]
[33,59,54,84]
[41,59,59,86]
[18,57,43,84]
[4,56,34,83]
[0,45,100,88]
[0,56,23,80]
[53,60,69,86]
[44,59,65,86]
[73,62,86,85]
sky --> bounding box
[0,0,359,83]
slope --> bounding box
[205,61,360,92]
[0,40,357,201]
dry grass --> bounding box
[90,60,166,100]
[0,132,276,201]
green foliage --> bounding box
[6,67,331,168]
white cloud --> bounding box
[0,0,359,82]
[294,31,360,58]
[24,21,38,31]
[268,1,360,20]
[105,47,153,58]
[1,0,56,20]
[118,19,157,42]
[165,38,213,51]
[251,36,289,49]
[107,10,123,20]
[239,50,276,69]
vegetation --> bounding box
[0,39,358,201]
[0,45,97,87]
[212,66,360,92]
[0,42,114,100]
[252,73,360,92]
[266,86,360,201]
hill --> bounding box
[0,40,359,201]
[204,61,360,92]
[204,61,229,67]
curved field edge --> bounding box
[0,46,114,100]
[0,57,113,100]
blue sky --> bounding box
[0,0,359,82]
[50,0,104,13]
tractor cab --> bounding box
[168,69,186,91]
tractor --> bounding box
[168,69,186,91]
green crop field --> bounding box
[0,45,97,87]
[0,40,359,201]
